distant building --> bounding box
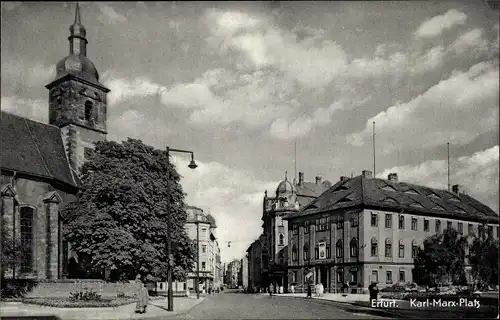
[246,235,264,289]
[259,171,331,290]
[157,206,221,292]
[226,260,241,288]
[239,255,249,289]
[284,170,500,292]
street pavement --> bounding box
[168,292,388,319]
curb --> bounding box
[139,297,205,319]
[277,295,413,319]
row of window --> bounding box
[370,238,419,258]
[292,214,498,237]
[291,238,421,261]
[370,213,497,236]
[335,269,406,284]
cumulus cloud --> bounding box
[97,4,127,24]
[160,68,296,127]
[415,9,467,39]
[1,96,47,123]
[102,72,164,106]
[347,61,499,153]
[451,28,491,57]
[201,9,493,140]
[205,9,348,89]
[379,145,499,212]
[172,156,280,262]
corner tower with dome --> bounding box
[46,2,110,175]
[258,171,331,290]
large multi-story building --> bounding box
[284,170,499,292]
[184,206,220,291]
[259,171,331,289]
[157,206,221,292]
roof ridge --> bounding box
[1,111,60,130]
[23,117,54,179]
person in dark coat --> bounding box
[368,282,379,306]
[135,274,149,314]
[307,284,312,298]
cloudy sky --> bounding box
[2,1,498,263]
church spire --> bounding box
[74,1,81,24]
[69,1,88,56]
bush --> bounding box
[69,288,102,301]
[0,279,38,298]
[7,297,136,308]
[380,283,406,293]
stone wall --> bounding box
[26,280,140,298]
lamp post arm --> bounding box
[169,148,194,155]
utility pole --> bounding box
[447,142,450,191]
[196,221,200,299]
[373,121,376,177]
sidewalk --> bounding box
[0,297,205,320]
[276,293,498,319]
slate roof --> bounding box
[1,112,78,188]
[285,175,499,223]
[296,181,332,207]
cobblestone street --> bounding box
[169,293,387,319]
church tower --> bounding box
[46,2,110,175]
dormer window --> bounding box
[84,100,93,121]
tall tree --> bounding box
[62,138,195,281]
[413,228,467,287]
[468,224,499,290]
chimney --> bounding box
[315,176,322,184]
[388,173,398,182]
[298,172,304,185]
[362,170,373,179]
[452,184,461,194]
[340,176,350,182]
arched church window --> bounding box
[84,100,93,122]
[20,206,34,272]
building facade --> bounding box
[225,259,241,288]
[239,255,249,289]
[259,171,331,290]
[246,235,264,289]
[285,170,500,292]
[184,206,220,291]
[1,3,108,280]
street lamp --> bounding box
[165,147,197,312]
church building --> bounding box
[1,3,109,280]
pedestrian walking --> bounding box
[290,284,295,294]
[269,283,274,297]
[134,274,149,314]
[307,284,312,298]
[318,283,324,297]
